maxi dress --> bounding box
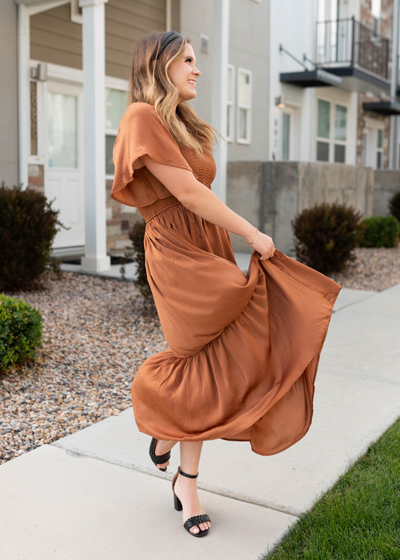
[111,102,342,456]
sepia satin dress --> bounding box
[111,102,342,456]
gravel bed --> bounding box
[328,247,400,292]
[1,246,399,466]
[0,271,165,465]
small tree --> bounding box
[292,202,362,275]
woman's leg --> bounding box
[173,441,211,535]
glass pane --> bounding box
[371,0,381,19]
[377,151,382,169]
[377,129,383,148]
[239,108,248,139]
[317,141,329,161]
[47,92,78,168]
[238,72,250,106]
[362,133,368,166]
[282,113,290,160]
[335,105,347,141]
[317,99,330,139]
[334,144,346,163]
[227,67,233,103]
[105,88,128,130]
[106,134,116,175]
[30,81,38,156]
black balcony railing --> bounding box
[316,16,389,79]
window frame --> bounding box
[236,67,252,145]
[104,78,129,180]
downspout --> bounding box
[390,0,399,168]
[17,3,30,190]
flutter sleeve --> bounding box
[110,102,195,207]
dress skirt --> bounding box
[131,196,342,456]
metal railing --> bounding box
[316,16,389,79]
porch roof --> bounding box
[362,100,400,116]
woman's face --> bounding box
[167,44,201,104]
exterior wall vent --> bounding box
[200,35,210,54]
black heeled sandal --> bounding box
[172,466,211,537]
[149,437,171,472]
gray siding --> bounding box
[30,0,166,80]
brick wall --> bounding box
[106,179,144,252]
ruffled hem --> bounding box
[131,241,341,456]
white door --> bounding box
[362,125,383,169]
[45,81,84,249]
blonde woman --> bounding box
[111,30,341,538]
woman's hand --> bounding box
[246,229,275,261]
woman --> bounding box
[111,30,342,538]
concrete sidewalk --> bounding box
[1,282,400,560]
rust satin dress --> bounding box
[111,102,342,456]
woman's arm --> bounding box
[140,154,275,259]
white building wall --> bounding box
[269,0,362,165]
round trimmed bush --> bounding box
[0,294,43,373]
[356,216,399,248]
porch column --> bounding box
[79,0,110,272]
[211,0,230,204]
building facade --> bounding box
[0,0,399,265]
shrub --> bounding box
[0,294,43,373]
[355,215,399,248]
[388,191,400,225]
[292,202,362,275]
[0,182,64,292]
[128,219,154,302]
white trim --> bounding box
[70,0,83,24]
[226,63,235,142]
[17,4,30,190]
[236,67,252,145]
[28,0,70,17]
[210,0,230,205]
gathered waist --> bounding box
[137,195,182,223]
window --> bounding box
[376,128,383,169]
[105,87,128,176]
[237,68,252,143]
[227,64,235,142]
[316,98,347,163]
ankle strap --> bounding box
[178,466,198,478]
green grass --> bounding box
[265,416,400,560]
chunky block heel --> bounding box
[171,466,211,537]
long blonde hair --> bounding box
[127,31,224,155]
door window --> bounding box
[47,92,78,168]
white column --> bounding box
[79,0,110,272]
[211,0,230,204]
[17,4,30,191]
